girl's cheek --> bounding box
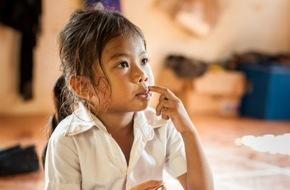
[149,77,155,86]
[148,70,155,86]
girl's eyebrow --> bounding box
[109,51,147,61]
[109,53,128,61]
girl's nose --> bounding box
[138,74,148,83]
[135,66,148,83]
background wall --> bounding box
[0,0,290,114]
[122,0,290,73]
[0,0,80,114]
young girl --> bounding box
[44,6,213,190]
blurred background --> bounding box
[0,0,290,189]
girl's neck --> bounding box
[97,111,135,165]
[97,112,135,134]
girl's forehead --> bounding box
[103,34,145,52]
[109,34,143,44]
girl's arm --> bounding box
[45,133,81,190]
[149,86,214,190]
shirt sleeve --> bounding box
[44,128,81,190]
[164,122,187,178]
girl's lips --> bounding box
[136,91,152,99]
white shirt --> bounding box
[45,103,187,190]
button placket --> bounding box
[105,133,127,174]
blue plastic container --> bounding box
[238,63,290,120]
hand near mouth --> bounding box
[148,86,195,133]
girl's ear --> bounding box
[69,76,92,100]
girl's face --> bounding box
[92,34,154,113]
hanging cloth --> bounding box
[85,0,121,11]
[154,0,219,37]
[0,0,42,101]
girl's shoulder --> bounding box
[50,114,75,138]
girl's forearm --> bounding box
[181,130,214,190]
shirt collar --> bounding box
[134,107,169,141]
[64,102,107,136]
[64,102,169,138]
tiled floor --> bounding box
[0,114,289,190]
[196,116,290,190]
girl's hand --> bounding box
[149,86,195,134]
[130,180,166,190]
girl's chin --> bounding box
[135,102,150,111]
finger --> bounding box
[160,108,171,120]
[149,86,176,100]
[156,98,176,117]
[155,92,173,116]
[157,95,176,111]
[155,95,167,115]
[156,101,172,117]
[160,183,166,190]
[131,180,163,190]
[155,99,165,116]
[158,94,166,102]
[152,181,166,190]
[144,180,163,190]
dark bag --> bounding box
[0,144,40,176]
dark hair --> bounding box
[42,75,72,167]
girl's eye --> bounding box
[118,62,129,68]
[141,58,148,65]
